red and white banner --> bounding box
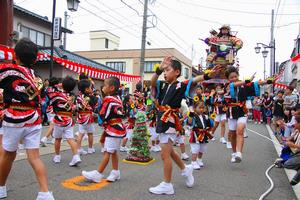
[291,53,300,63]
[0,45,141,82]
[274,82,288,90]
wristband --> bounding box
[155,68,163,76]
[204,73,211,80]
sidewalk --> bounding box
[266,124,300,199]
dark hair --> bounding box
[78,79,91,94]
[14,38,38,67]
[296,104,300,111]
[287,86,294,91]
[196,85,203,90]
[136,82,142,92]
[123,94,133,104]
[171,59,182,78]
[278,90,284,94]
[79,73,89,80]
[106,76,120,94]
[49,77,59,87]
[194,100,205,108]
[225,66,239,78]
[62,76,76,92]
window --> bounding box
[106,62,126,72]
[37,32,44,46]
[29,29,37,43]
[20,25,51,47]
[105,38,109,49]
[184,67,189,79]
[144,61,161,72]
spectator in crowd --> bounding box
[283,86,298,122]
[262,92,273,124]
[252,96,262,124]
[273,90,285,135]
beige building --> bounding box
[76,30,194,93]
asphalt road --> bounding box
[4,123,297,200]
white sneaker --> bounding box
[46,138,55,144]
[100,148,105,153]
[82,170,103,183]
[211,137,216,141]
[87,148,96,154]
[149,182,174,195]
[220,137,227,144]
[244,132,248,138]
[226,142,232,149]
[53,155,61,163]
[181,153,189,161]
[235,152,242,163]
[40,137,47,147]
[0,186,7,199]
[69,154,81,167]
[106,170,121,182]
[78,148,88,155]
[197,158,204,167]
[231,153,237,163]
[36,191,55,200]
[181,165,194,188]
[120,146,128,152]
[254,121,258,124]
[191,161,201,170]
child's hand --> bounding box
[160,56,172,70]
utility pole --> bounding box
[0,0,13,46]
[139,0,149,88]
[63,11,68,49]
[50,0,56,78]
[270,9,275,77]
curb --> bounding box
[266,124,300,199]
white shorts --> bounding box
[190,143,208,154]
[47,113,54,123]
[215,114,227,122]
[149,127,159,141]
[103,137,122,153]
[175,135,185,144]
[126,129,133,139]
[78,123,95,134]
[246,100,253,109]
[53,125,74,139]
[228,117,247,131]
[2,125,42,152]
[159,133,177,144]
[0,127,3,135]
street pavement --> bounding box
[5,123,298,200]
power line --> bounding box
[175,0,300,16]
[120,0,141,16]
[157,1,300,29]
[274,0,282,26]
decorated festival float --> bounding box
[124,112,154,164]
[200,24,243,84]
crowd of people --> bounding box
[0,38,299,199]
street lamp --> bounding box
[50,0,80,78]
[262,48,268,58]
[67,0,80,12]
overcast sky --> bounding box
[14,0,300,80]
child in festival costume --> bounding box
[0,38,54,199]
[76,79,98,155]
[188,101,213,170]
[82,77,126,182]
[147,104,161,152]
[177,106,189,160]
[120,94,136,152]
[40,77,61,146]
[208,84,230,148]
[50,76,81,166]
[149,56,220,195]
[224,67,272,163]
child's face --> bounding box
[277,93,283,98]
[195,104,205,114]
[163,65,180,83]
[196,88,202,95]
[129,96,135,105]
[85,85,93,95]
[228,72,238,82]
[102,80,115,95]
